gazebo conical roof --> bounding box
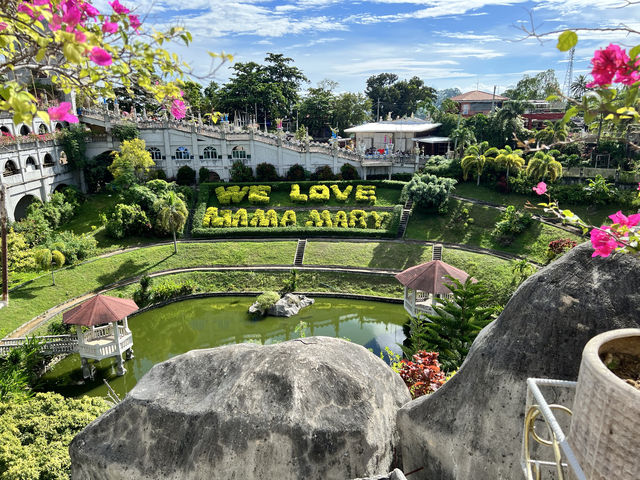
[395,260,475,294]
[63,294,139,327]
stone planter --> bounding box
[569,328,640,479]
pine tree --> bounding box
[404,277,493,372]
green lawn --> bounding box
[453,182,628,226]
[206,186,402,208]
[304,241,519,306]
[1,241,296,337]
[405,199,583,263]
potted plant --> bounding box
[569,328,640,479]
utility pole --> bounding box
[491,85,496,113]
[296,110,299,131]
[377,98,381,122]
[0,185,8,305]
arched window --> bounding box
[3,160,19,177]
[232,145,246,159]
[38,124,48,134]
[59,151,68,165]
[55,122,63,131]
[203,146,217,159]
[19,125,31,136]
[25,156,38,171]
[0,126,11,137]
[175,146,190,160]
[43,153,54,167]
[147,147,162,160]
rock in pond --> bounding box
[70,336,411,480]
[249,293,314,317]
[397,242,640,480]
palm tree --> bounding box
[450,126,476,158]
[535,120,569,147]
[570,75,588,99]
[526,150,563,182]
[155,191,188,254]
[495,145,525,180]
[494,101,527,144]
[461,141,499,186]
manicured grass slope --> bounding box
[0,242,296,337]
[405,199,583,263]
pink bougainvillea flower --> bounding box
[48,13,63,31]
[170,99,187,120]
[102,21,118,33]
[587,44,630,88]
[637,182,640,191]
[89,47,113,66]
[61,3,82,26]
[129,14,141,30]
[75,31,86,42]
[109,0,130,14]
[608,210,640,228]
[32,0,51,5]
[48,102,79,123]
[532,182,547,195]
[17,3,34,16]
[82,3,100,17]
[590,227,622,258]
[0,22,7,31]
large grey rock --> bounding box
[70,336,410,479]
[248,293,314,317]
[397,242,640,480]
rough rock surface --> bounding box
[248,293,314,317]
[397,242,640,480]
[353,468,407,480]
[70,336,410,480]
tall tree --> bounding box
[494,101,528,146]
[298,84,336,139]
[570,74,589,100]
[108,139,155,189]
[404,277,493,372]
[495,145,525,180]
[503,69,560,101]
[155,191,188,254]
[461,141,498,185]
[450,126,476,157]
[436,88,462,108]
[333,92,372,135]
[365,73,435,119]
[181,81,205,118]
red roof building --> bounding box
[450,90,509,117]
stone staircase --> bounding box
[294,239,307,266]
[397,199,414,238]
[432,243,443,261]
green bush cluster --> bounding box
[248,185,271,205]
[133,277,197,307]
[176,165,196,186]
[401,173,457,212]
[215,185,249,205]
[230,160,253,182]
[492,205,533,245]
[255,291,280,311]
[290,184,308,203]
[256,162,279,182]
[340,163,360,180]
[330,184,353,202]
[103,203,152,239]
[355,185,376,204]
[0,392,109,480]
[309,185,330,202]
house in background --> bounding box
[450,90,508,117]
[345,118,449,155]
[521,100,565,129]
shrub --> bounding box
[492,205,533,245]
[312,165,334,181]
[230,160,253,182]
[355,185,376,204]
[340,163,360,180]
[334,210,348,227]
[102,203,152,239]
[176,165,196,186]
[12,209,51,245]
[174,185,194,206]
[547,238,578,260]
[202,208,232,227]
[309,184,330,202]
[250,209,278,227]
[348,210,368,228]
[0,392,109,479]
[154,169,167,180]
[256,291,280,311]
[4,230,36,272]
[280,210,297,227]
[286,163,306,181]
[123,184,158,212]
[397,351,447,399]
[371,211,389,229]
[111,122,139,142]
[215,186,249,205]
[256,162,279,181]
[583,175,616,205]
[401,173,457,212]
[199,167,210,184]
[330,184,353,202]
[147,279,196,304]
[289,184,308,203]
[231,209,248,227]
[305,209,333,227]
[51,250,65,269]
[248,185,271,205]
[145,179,172,195]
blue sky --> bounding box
[102,1,640,95]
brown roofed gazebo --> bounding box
[64,295,138,377]
[395,260,475,317]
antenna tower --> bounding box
[563,47,575,98]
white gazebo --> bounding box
[63,294,138,378]
[395,260,474,317]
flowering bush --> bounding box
[279,210,297,227]
[309,185,330,202]
[250,209,278,227]
[355,185,376,204]
[349,210,368,228]
[215,186,249,205]
[248,185,271,205]
[547,238,578,260]
[330,184,353,202]
[306,209,333,227]
[231,209,248,227]
[371,211,389,229]
[290,184,308,203]
[334,211,348,228]
[397,351,446,399]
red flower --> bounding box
[587,44,629,88]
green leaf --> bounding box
[557,31,578,52]
[562,209,575,218]
[36,111,50,123]
[630,45,640,60]
[546,94,560,102]
[562,106,578,124]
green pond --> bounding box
[40,296,408,399]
